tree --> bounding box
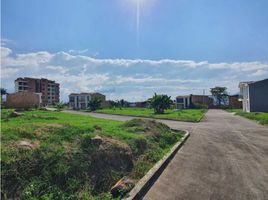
[107,100,117,108]
[210,87,228,106]
[118,99,129,109]
[148,93,173,114]
[119,99,125,108]
[1,88,7,102]
[88,97,102,111]
[55,101,65,111]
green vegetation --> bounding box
[148,93,173,114]
[55,101,65,111]
[96,108,206,122]
[227,109,268,125]
[1,109,183,199]
[88,97,102,111]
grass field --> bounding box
[226,109,268,125]
[96,108,206,122]
[1,109,183,199]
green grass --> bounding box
[95,108,206,122]
[1,109,183,199]
[226,109,268,125]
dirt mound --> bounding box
[90,136,133,171]
[123,118,171,137]
[82,136,134,192]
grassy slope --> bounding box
[96,108,206,122]
[226,109,268,125]
[1,109,183,199]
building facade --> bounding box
[15,77,60,105]
[175,95,212,109]
[239,79,268,112]
[6,91,42,109]
[69,92,106,109]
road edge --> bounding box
[125,131,190,200]
[93,111,203,123]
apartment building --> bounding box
[69,92,106,109]
[15,77,60,105]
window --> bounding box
[176,98,184,103]
[69,96,75,102]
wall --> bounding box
[6,91,41,109]
[229,95,242,109]
[191,95,211,106]
[249,79,268,112]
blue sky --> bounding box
[1,0,268,101]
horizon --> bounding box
[1,0,268,101]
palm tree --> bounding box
[55,102,65,111]
[88,97,102,111]
[148,93,173,114]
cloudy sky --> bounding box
[1,0,268,102]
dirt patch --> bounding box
[34,124,65,136]
[9,111,25,118]
[12,140,40,150]
[111,176,135,197]
[123,119,171,137]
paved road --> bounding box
[64,110,268,200]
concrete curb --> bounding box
[125,131,190,200]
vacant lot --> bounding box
[227,109,268,125]
[96,108,206,122]
[1,109,183,199]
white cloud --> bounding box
[209,62,268,72]
[1,38,14,46]
[250,69,268,77]
[68,49,89,54]
[1,46,268,101]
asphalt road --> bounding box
[64,110,268,200]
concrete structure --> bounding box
[15,77,60,105]
[228,95,242,109]
[6,91,42,109]
[69,92,106,109]
[239,79,268,112]
[175,95,212,109]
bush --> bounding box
[191,103,208,109]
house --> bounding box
[129,101,148,108]
[15,77,60,105]
[69,92,106,109]
[6,91,42,109]
[239,79,268,112]
[175,94,212,109]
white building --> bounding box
[69,92,106,109]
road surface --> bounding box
[64,110,268,200]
